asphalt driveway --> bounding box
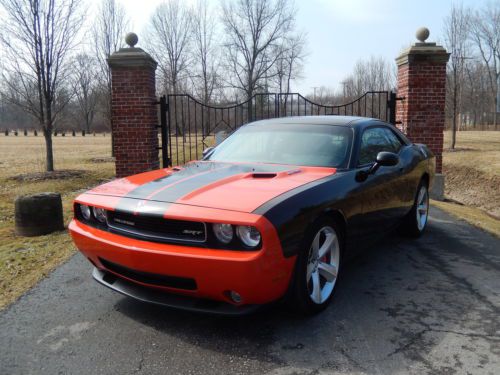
[1,207,499,375]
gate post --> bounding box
[108,33,159,178]
[396,27,450,200]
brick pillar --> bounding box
[108,33,159,178]
[396,27,450,200]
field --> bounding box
[0,131,499,309]
[442,131,500,217]
[0,135,115,308]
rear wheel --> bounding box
[290,218,342,315]
[401,180,429,237]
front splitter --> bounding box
[92,267,260,316]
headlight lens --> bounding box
[236,225,261,248]
[212,223,233,244]
[93,207,107,223]
[80,204,91,220]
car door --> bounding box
[354,125,407,242]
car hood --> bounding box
[86,161,336,213]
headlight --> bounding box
[80,204,91,220]
[236,225,261,248]
[93,207,107,223]
[212,223,233,244]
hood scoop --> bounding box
[251,172,277,179]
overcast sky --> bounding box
[89,0,489,94]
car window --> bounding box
[383,128,403,153]
[208,124,353,168]
[358,127,401,165]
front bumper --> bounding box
[93,268,259,315]
[69,216,296,310]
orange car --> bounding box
[70,117,434,315]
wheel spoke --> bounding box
[312,233,320,254]
[318,261,337,282]
[318,233,335,258]
[306,262,315,281]
[311,271,321,303]
[418,189,426,205]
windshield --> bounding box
[207,123,352,168]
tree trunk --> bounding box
[44,130,54,172]
[494,96,498,130]
[86,113,91,134]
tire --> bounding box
[15,193,64,236]
[401,180,429,237]
[289,218,342,315]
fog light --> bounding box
[229,290,242,304]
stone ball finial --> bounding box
[125,32,138,48]
[416,27,430,43]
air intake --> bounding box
[251,173,277,179]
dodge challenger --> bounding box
[69,116,434,315]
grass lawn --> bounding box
[0,135,115,309]
[0,130,498,310]
[442,131,500,218]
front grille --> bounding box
[99,257,197,290]
[106,210,206,244]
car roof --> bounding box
[244,115,381,128]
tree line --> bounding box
[443,2,499,148]
[0,0,498,171]
[0,0,308,171]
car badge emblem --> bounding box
[183,229,203,236]
[114,218,135,226]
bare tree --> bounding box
[148,0,193,95]
[0,0,83,171]
[273,33,307,93]
[444,4,470,149]
[221,0,296,100]
[470,2,499,128]
[72,54,99,133]
[462,61,494,127]
[93,0,129,154]
[341,56,395,98]
[190,0,220,105]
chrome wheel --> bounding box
[416,185,429,231]
[306,226,340,304]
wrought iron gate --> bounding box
[157,91,397,167]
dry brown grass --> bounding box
[0,135,114,309]
[442,131,500,218]
[443,130,500,176]
[432,200,500,238]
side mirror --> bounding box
[356,151,399,182]
[202,147,214,159]
[376,151,399,167]
[368,151,399,174]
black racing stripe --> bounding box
[135,162,292,204]
[124,162,224,199]
[114,161,293,213]
[113,197,172,217]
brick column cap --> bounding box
[396,38,450,66]
[107,47,157,70]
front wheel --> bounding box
[401,181,429,237]
[290,218,342,315]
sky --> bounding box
[90,0,490,94]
